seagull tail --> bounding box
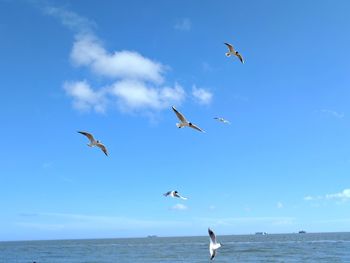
[176,123,182,128]
[225,52,231,57]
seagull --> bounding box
[172,106,205,132]
[163,190,188,200]
[78,131,108,156]
[208,228,222,260]
[214,117,230,124]
[224,42,244,63]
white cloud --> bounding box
[63,79,185,113]
[111,80,185,111]
[192,86,213,105]
[304,195,316,201]
[277,202,283,209]
[174,18,191,31]
[305,188,350,202]
[71,35,165,83]
[44,5,209,115]
[326,189,350,201]
[63,81,107,113]
[319,109,344,119]
[171,204,188,211]
[55,10,185,113]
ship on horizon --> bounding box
[255,232,268,235]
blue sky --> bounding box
[1,0,350,241]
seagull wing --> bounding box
[208,228,217,244]
[210,248,216,260]
[78,131,95,143]
[175,192,188,200]
[96,142,108,156]
[190,123,205,132]
[216,117,230,124]
[172,106,187,123]
[236,53,244,63]
[163,191,172,197]
[224,42,235,53]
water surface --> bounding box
[1,232,350,262]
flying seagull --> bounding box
[208,228,222,260]
[78,131,108,156]
[224,42,244,63]
[214,117,230,124]
[172,106,205,132]
[163,190,188,200]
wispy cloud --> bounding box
[18,213,40,217]
[16,222,65,231]
[304,195,319,201]
[174,18,191,31]
[244,206,252,212]
[277,201,284,209]
[326,189,350,201]
[17,212,297,236]
[314,218,350,224]
[171,204,188,211]
[63,80,108,113]
[16,212,190,230]
[192,86,213,105]
[42,5,96,34]
[318,109,345,119]
[305,188,350,202]
[41,161,53,169]
[231,94,249,102]
[197,216,296,227]
[202,62,215,72]
[42,5,192,114]
[208,205,216,210]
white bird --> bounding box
[172,106,205,132]
[163,190,188,200]
[78,131,108,156]
[214,117,230,124]
[208,228,222,260]
[224,42,244,63]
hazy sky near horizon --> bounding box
[1,0,350,241]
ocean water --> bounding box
[1,232,350,263]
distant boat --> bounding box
[147,235,158,238]
[298,230,306,234]
[255,232,268,235]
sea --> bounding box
[1,232,350,263]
